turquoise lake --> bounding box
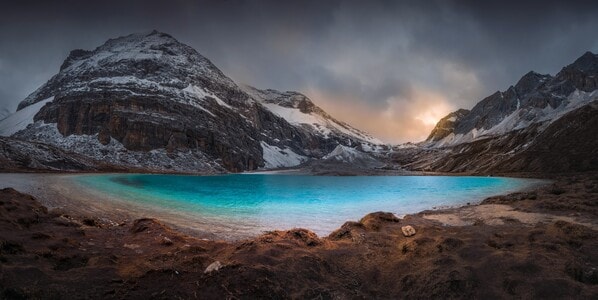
[75,174,545,237]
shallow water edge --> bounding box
[0,172,550,240]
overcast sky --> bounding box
[1,0,597,143]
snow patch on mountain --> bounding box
[360,143,387,153]
[260,141,307,169]
[322,145,369,162]
[323,145,359,161]
[261,103,334,135]
[0,97,54,136]
[320,145,385,169]
[0,107,10,121]
[183,84,232,109]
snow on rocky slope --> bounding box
[323,145,372,162]
[0,136,105,172]
[428,89,598,148]
[260,141,308,169]
[18,31,238,110]
[301,144,385,172]
[0,97,53,136]
[0,107,10,121]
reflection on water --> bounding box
[110,176,145,188]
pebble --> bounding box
[123,243,140,249]
[161,236,173,246]
[204,261,223,273]
[401,225,416,237]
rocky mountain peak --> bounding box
[18,30,238,110]
[552,51,598,94]
[59,31,178,71]
[514,71,551,95]
[567,51,598,73]
[425,108,470,142]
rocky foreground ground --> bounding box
[1,173,597,299]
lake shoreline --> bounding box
[0,172,548,241]
[1,172,597,298]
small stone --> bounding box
[161,237,173,246]
[401,225,416,237]
[123,243,140,249]
[204,261,223,273]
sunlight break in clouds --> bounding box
[306,87,454,144]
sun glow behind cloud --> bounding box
[301,61,484,144]
[306,87,455,144]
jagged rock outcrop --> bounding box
[1,31,381,172]
[426,109,469,142]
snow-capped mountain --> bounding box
[425,52,598,148]
[0,30,382,172]
[397,51,598,173]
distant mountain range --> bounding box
[0,31,596,173]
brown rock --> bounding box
[401,225,416,237]
[360,212,400,231]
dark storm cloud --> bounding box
[1,0,597,142]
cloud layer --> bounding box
[1,0,597,142]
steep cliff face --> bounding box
[3,31,381,172]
